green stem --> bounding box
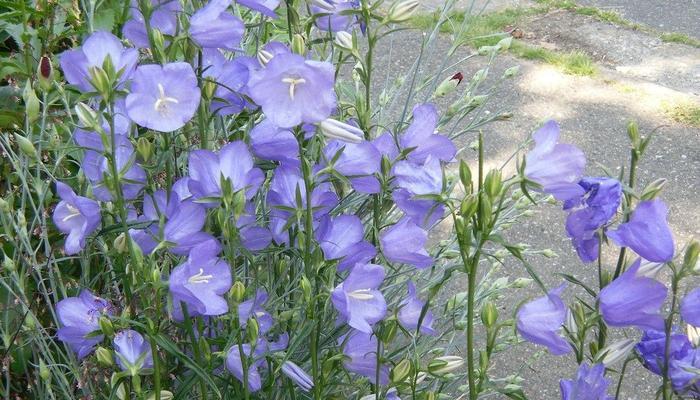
[180,304,208,400]
[662,268,680,400]
[613,150,638,279]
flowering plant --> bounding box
[1,0,698,399]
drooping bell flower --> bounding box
[59,31,138,92]
[249,119,299,162]
[236,0,280,18]
[315,214,376,271]
[234,203,272,251]
[113,329,153,372]
[598,259,667,330]
[563,177,622,263]
[52,182,101,255]
[125,62,201,132]
[559,363,612,400]
[380,217,433,268]
[323,139,381,193]
[332,262,387,333]
[123,0,180,48]
[400,103,456,163]
[392,155,443,196]
[247,52,336,128]
[340,330,389,385]
[129,190,217,255]
[312,0,359,32]
[281,361,314,392]
[681,288,700,327]
[635,329,691,375]
[607,199,675,263]
[398,281,437,336]
[226,343,265,392]
[169,240,232,320]
[392,189,444,229]
[190,0,244,51]
[669,348,700,397]
[56,289,113,359]
[238,289,274,334]
[516,284,571,355]
[201,49,251,116]
[524,120,586,202]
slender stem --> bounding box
[613,150,638,279]
[596,232,607,351]
[662,268,679,400]
[614,357,631,399]
[148,331,161,400]
[181,304,208,400]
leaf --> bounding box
[153,334,222,399]
[94,9,116,32]
[558,273,597,298]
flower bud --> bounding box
[136,137,153,162]
[503,65,520,78]
[37,56,54,92]
[96,346,114,367]
[459,160,472,191]
[460,194,478,220]
[318,118,363,143]
[380,320,398,344]
[3,254,15,272]
[565,310,577,335]
[484,169,502,199]
[640,178,667,200]
[334,31,354,50]
[428,355,464,375]
[481,302,498,327]
[246,317,259,343]
[114,232,128,254]
[434,72,463,98]
[684,240,700,273]
[88,66,112,96]
[257,49,274,66]
[627,120,640,148]
[390,358,412,384]
[0,198,8,213]
[541,249,557,258]
[99,316,115,338]
[687,325,700,347]
[151,267,161,285]
[231,281,246,303]
[300,275,312,302]
[39,359,51,380]
[75,102,101,130]
[388,0,420,22]
[497,36,512,50]
[597,339,636,367]
[511,277,532,288]
[22,80,41,123]
[14,133,37,159]
[291,34,306,55]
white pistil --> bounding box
[188,268,213,284]
[348,289,374,300]
[153,83,179,115]
[281,77,306,100]
[62,203,82,222]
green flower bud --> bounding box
[387,0,419,22]
[291,34,306,55]
[334,31,354,51]
[428,355,464,375]
[503,65,520,78]
[88,66,112,97]
[14,133,37,159]
[390,358,412,384]
[460,194,479,220]
[484,169,502,200]
[459,160,472,192]
[434,72,464,98]
[22,80,41,123]
[96,346,114,367]
[685,240,700,273]
[231,281,246,303]
[627,120,640,148]
[37,56,54,92]
[75,102,101,130]
[300,275,312,303]
[480,302,498,327]
[99,316,115,338]
[114,232,128,254]
[39,359,51,381]
[136,137,153,162]
[3,254,15,272]
[640,178,667,200]
[511,277,532,288]
[541,249,557,258]
[246,317,259,343]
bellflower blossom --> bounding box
[237,0,280,17]
[332,262,387,333]
[398,281,437,336]
[169,241,232,320]
[380,217,433,268]
[125,62,201,132]
[563,177,622,263]
[226,335,289,392]
[129,189,217,255]
[392,188,444,229]
[59,31,138,92]
[669,348,700,396]
[340,330,389,384]
[247,52,336,128]
[187,140,264,202]
[249,119,299,162]
[238,289,274,334]
[524,120,586,201]
[234,203,273,251]
[190,0,244,51]
[52,182,101,255]
[113,330,154,372]
[323,139,381,193]
[201,49,251,116]
[516,284,571,355]
[123,0,180,48]
[400,103,456,163]
[281,361,314,392]
[607,199,675,263]
[635,329,692,375]
[315,215,376,271]
[681,288,700,327]
[392,155,445,227]
[312,0,359,32]
[56,289,113,359]
[559,363,612,400]
[598,259,667,330]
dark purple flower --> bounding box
[52,182,101,255]
[315,214,376,271]
[312,0,359,32]
[190,0,244,50]
[400,103,455,163]
[238,289,274,334]
[201,49,250,116]
[669,348,700,396]
[598,259,667,330]
[169,241,232,320]
[564,177,622,263]
[247,52,336,128]
[332,263,387,333]
[559,363,612,400]
[380,217,433,268]
[681,288,700,327]
[281,361,314,391]
[123,0,180,48]
[323,139,381,193]
[249,119,298,162]
[392,155,442,196]
[525,120,586,201]
[237,0,280,17]
[125,62,201,132]
[60,31,138,92]
[340,330,389,385]
[113,329,153,372]
[607,199,675,263]
[398,281,436,336]
[56,289,112,359]
[636,329,692,375]
[129,190,217,255]
[516,284,571,355]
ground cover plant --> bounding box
[1,0,699,399]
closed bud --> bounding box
[231,281,246,302]
[257,49,274,66]
[390,359,412,384]
[428,355,464,375]
[637,260,665,278]
[565,310,577,335]
[640,178,667,200]
[381,320,398,344]
[541,249,557,258]
[75,102,101,130]
[388,0,420,22]
[503,65,520,78]
[96,346,114,367]
[151,29,165,55]
[151,267,161,284]
[318,118,363,143]
[114,232,128,254]
[460,194,479,220]
[434,72,463,98]
[232,190,246,219]
[22,80,41,123]
[481,302,498,327]
[334,31,354,50]
[14,133,37,159]
[3,254,15,272]
[39,359,51,380]
[37,56,54,91]
[484,169,502,199]
[471,69,488,83]
[246,317,259,343]
[687,325,700,347]
[684,240,700,273]
[203,79,217,100]
[0,198,8,213]
[627,120,640,148]
[497,36,513,50]
[136,137,153,162]
[479,192,492,228]
[300,275,312,302]
[88,66,111,96]
[597,339,636,367]
[200,338,211,362]
[459,160,472,191]
[511,277,532,288]
[99,316,115,338]
[291,34,306,55]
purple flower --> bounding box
[340,330,389,385]
[635,329,691,375]
[236,0,280,17]
[392,189,444,229]
[123,0,180,48]
[247,52,336,128]
[113,330,153,372]
[525,120,586,201]
[129,190,217,255]
[235,203,272,251]
[380,217,433,268]
[56,289,112,359]
[238,289,274,334]
[323,139,381,193]
[598,259,667,330]
[169,241,232,320]
[125,62,201,132]
[190,0,244,50]
[188,141,264,202]
[59,31,138,92]
[564,177,622,263]
[249,119,298,162]
[332,263,387,333]
[392,155,443,196]
[315,215,376,271]
[281,361,314,392]
[400,103,455,163]
[201,49,251,116]
[681,288,700,327]
[516,284,571,355]
[398,281,436,336]
[559,363,612,400]
[52,182,101,255]
[312,0,359,32]
[226,343,264,392]
[372,132,399,161]
[607,199,675,263]
[73,130,146,201]
[669,348,700,396]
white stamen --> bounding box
[348,289,374,300]
[188,268,213,284]
[153,83,179,115]
[281,77,306,100]
[62,203,82,222]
